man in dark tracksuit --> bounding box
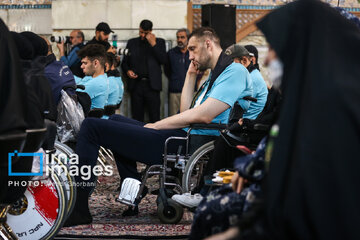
[121,19,167,123]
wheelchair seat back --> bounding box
[23,128,47,152]
[188,135,218,155]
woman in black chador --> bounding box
[258,1,360,240]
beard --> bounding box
[99,34,108,42]
[177,41,185,49]
[195,48,211,71]
[83,66,96,76]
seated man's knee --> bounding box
[79,118,99,136]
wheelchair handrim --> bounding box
[54,141,77,216]
[182,141,215,193]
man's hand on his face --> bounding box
[145,32,156,47]
[187,60,199,75]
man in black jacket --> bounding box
[121,19,167,122]
[86,22,112,50]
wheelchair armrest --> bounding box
[253,123,270,131]
[88,108,104,118]
[62,84,77,91]
[76,84,85,90]
[189,123,227,130]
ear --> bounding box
[93,59,99,68]
[205,39,211,49]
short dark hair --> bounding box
[105,52,116,67]
[176,28,190,38]
[77,30,84,42]
[140,19,153,31]
[78,44,106,68]
[188,27,220,46]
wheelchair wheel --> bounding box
[182,141,215,193]
[54,141,77,217]
[6,170,67,240]
[54,140,73,156]
[157,197,184,224]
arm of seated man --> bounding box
[144,97,229,130]
[180,60,198,112]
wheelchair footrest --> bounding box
[116,198,136,207]
[115,178,141,207]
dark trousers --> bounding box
[204,137,245,176]
[131,81,160,123]
[75,115,186,190]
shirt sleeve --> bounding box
[207,63,249,107]
[60,46,80,67]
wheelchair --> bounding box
[115,123,226,224]
[116,98,270,224]
[0,116,82,240]
[0,123,74,240]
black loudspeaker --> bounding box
[201,4,236,50]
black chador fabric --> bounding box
[0,19,27,135]
[10,31,44,129]
[257,1,360,240]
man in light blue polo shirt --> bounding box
[75,44,108,109]
[184,61,252,135]
[104,52,120,106]
[225,44,266,120]
[244,45,268,119]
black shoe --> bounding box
[63,188,92,227]
[122,205,139,217]
[121,186,148,217]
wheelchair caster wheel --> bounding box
[157,198,184,224]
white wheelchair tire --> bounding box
[6,170,67,240]
[54,141,77,217]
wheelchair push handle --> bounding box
[63,84,86,91]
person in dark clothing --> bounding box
[0,19,37,208]
[164,28,191,116]
[57,30,85,78]
[0,22,28,135]
[86,22,112,50]
[257,1,360,240]
[205,2,360,240]
[10,31,44,130]
[20,31,57,122]
[121,19,167,122]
